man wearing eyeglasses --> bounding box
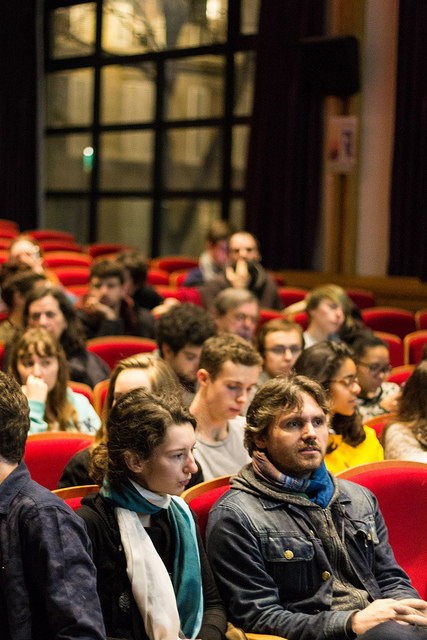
[240,318,304,416]
[206,375,427,640]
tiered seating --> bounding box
[403,330,427,365]
[86,335,157,370]
[361,307,416,341]
[43,251,92,268]
[150,255,199,272]
[373,331,404,368]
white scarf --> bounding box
[116,483,182,640]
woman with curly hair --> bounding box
[294,341,383,474]
[78,388,227,640]
[382,361,427,461]
[9,327,100,434]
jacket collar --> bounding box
[0,462,31,515]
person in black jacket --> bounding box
[78,388,226,640]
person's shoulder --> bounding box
[229,415,247,429]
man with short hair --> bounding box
[200,231,282,311]
[76,260,154,339]
[240,317,304,416]
[155,302,217,404]
[184,219,234,287]
[206,375,427,639]
[189,333,262,480]
[255,317,304,381]
[116,249,164,310]
[214,288,260,342]
[0,371,106,640]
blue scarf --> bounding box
[252,450,334,508]
[101,478,203,638]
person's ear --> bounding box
[254,432,267,450]
[161,343,174,361]
[124,451,145,474]
[197,368,210,387]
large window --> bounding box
[44,0,259,256]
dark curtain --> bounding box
[245,0,325,270]
[0,1,39,230]
[389,1,427,280]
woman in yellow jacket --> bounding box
[294,340,383,474]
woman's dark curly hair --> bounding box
[294,341,365,449]
[90,388,196,486]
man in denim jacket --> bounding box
[0,372,106,640]
[206,375,427,640]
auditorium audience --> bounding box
[78,388,227,640]
[294,341,383,474]
[9,327,101,434]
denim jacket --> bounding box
[206,464,418,640]
[0,463,106,640]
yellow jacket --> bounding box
[325,425,384,475]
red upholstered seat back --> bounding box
[337,462,427,598]
[24,432,94,490]
[187,485,230,540]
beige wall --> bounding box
[320,0,399,276]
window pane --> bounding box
[164,127,222,190]
[101,0,228,55]
[233,51,255,116]
[165,56,225,121]
[46,69,94,128]
[45,198,90,245]
[50,3,96,59]
[101,64,156,124]
[45,134,93,190]
[232,125,249,190]
[241,0,260,34]
[159,199,221,255]
[99,131,154,189]
[98,198,152,255]
[229,199,245,230]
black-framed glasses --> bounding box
[264,345,302,356]
[330,375,360,389]
[358,362,392,376]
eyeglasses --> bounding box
[232,312,258,325]
[330,375,360,389]
[357,362,392,376]
[264,345,302,356]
